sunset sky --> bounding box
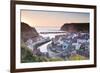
[21,10,89,28]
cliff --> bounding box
[21,22,39,42]
[60,23,89,32]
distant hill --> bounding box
[21,22,39,42]
[60,23,89,32]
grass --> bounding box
[68,54,88,60]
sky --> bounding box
[21,10,89,28]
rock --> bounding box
[21,22,39,42]
[60,23,89,32]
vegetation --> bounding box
[21,41,88,63]
[68,54,88,60]
[49,57,64,61]
[21,42,35,63]
[21,41,64,63]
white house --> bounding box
[25,39,33,50]
[72,43,81,50]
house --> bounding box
[25,39,33,50]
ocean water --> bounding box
[36,27,66,38]
[36,27,64,32]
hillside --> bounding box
[21,22,39,42]
[60,23,89,32]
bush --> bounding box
[68,54,87,60]
[21,42,50,62]
[48,57,64,61]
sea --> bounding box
[36,27,66,39]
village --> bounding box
[25,31,89,61]
[47,32,90,60]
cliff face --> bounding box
[21,22,39,42]
[60,23,89,32]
